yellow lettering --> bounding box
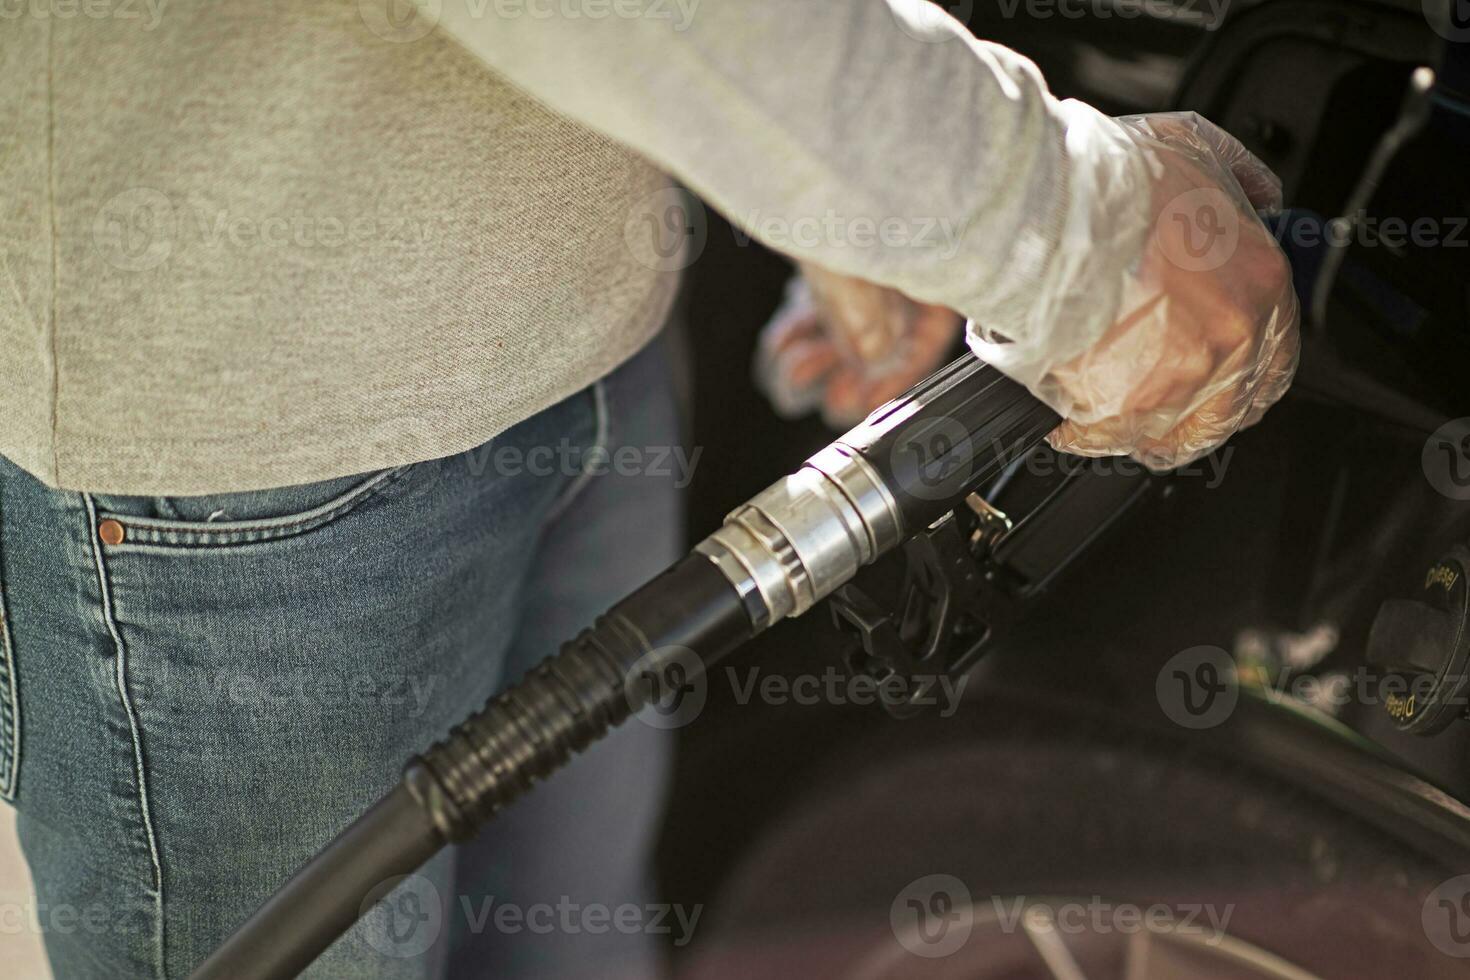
[1424,564,1459,592]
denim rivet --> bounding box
[98,519,126,546]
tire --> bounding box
[678,711,1469,979]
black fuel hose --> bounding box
[190,350,1056,980]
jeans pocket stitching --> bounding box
[0,589,18,801]
[100,465,413,549]
[545,379,610,525]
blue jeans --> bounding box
[0,337,684,978]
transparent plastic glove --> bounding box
[971,111,1300,470]
[755,262,962,428]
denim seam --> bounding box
[0,540,18,801]
[545,379,610,525]
[99,465,411,550]
[84,493,167,979]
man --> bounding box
[0,1,1296,977]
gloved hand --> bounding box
[755,261,962,428]
[970,111,1300,470]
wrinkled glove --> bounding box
[969,111,1300,470]
[756,261,962,428]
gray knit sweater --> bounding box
[0,0,1149,494]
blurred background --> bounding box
[661,0,1470,976]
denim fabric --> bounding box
[0,337,683,979]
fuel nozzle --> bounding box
[696,349,1059,632]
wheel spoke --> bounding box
[1022,911,1091,980]
[1123,929,1152,980]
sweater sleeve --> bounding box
[433,0,1156,381]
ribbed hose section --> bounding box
[405,553,752,843]
[411,615,647,839]
[191,554,751,980]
